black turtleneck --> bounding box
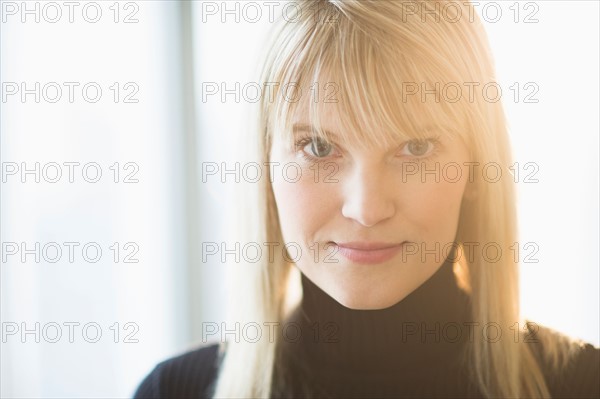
[133,254,600,398]
[271,252,482,398]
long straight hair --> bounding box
[212,1,585,397]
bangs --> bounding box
[265,10,472,153]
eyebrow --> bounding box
[292,123,450,147]
[292,123,341,140]
[293,123,442,137]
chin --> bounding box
[331,286,407,310]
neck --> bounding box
[306,258,471,366]
[273,254,476,396]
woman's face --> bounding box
[269,97,471,310]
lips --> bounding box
[331,241,406,264]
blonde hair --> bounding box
[212,1,585,397]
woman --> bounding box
[135,1,599,397]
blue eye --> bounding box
[306,137,334,158]
[295,137,338,161]
[400,139,438,157]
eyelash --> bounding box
[294,136,442,164]
[294,137,340,164]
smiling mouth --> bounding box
[330,241,407,264]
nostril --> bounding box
[341,196,396,228]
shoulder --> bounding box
[133,343,223,399]
[526,322,599,399]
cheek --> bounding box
[271,174,337,244]
[403,171,467,240]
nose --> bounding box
[341,162,396,227]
